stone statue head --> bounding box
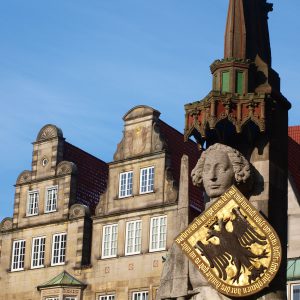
[191,143,251,200]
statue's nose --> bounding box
[208,168,217,181]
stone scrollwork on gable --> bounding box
[36,124,63,142]
[164,167,178,203]
[56,161,77,176]
[95,190,108,216]
[69,204,90,219]
[113,138,125,161]
[16,170,32,185]
[152,122,166,152]
[0,217,13,232]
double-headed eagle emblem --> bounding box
[176,186,281,297]
[195,207,268,284]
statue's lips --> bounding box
[209,185,221,189]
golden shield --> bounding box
[175,185,282,297]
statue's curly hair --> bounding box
[191,143,251,187]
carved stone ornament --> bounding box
[164,167,178,203]
[56,161,77,176]
[16,170,32,185]
[0,217,13,232]
[95,190,107,216]
[152,122,166,152]
[175,186,281,298]
[114,105,163,161]
[69,204,90,219]
[36,124,63,142]
[113,127,149,160]
[184,92,267,143]
[113,137,125,161]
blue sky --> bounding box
[0,0,299,221]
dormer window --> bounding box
[140,167,154,194]
[45,186,58,213]
[27,191,39,216]
[119,171,133,198]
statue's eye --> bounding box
[203,164,211,173]
[216,165,226,173]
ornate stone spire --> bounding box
[224,0,246,60]
[224,0,273,66]
[184,0,290,148]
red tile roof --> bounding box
[289,126,300,144]
[63,142,108,214]
[289,126,300,195]
[158,120,204,213]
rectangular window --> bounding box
[119,171,133,198]
[11,240,26,271]
[46,298,59,300]
[292,284,300,300]
[140,167,154,194]
[221,71,230,93]
[102,224,118,259]
[64,297,77,300]
[99,295,115,300]
[51,233,67,266]
[235,71,244,94]
[125,220,142,255]
[31,236,46,269]
[150,216,167,252]
[27,191,39,216]
[132,291,148,300]
[45,186,58,213]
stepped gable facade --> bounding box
[0,124,108,300]
[0,105,202,300]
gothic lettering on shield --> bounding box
[175,186,282,298]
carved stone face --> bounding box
[202,150,234,199]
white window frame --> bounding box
[45,185,58,213]
[125,220,142,256]
[99,295,115,300]
[139,166,154,194]
[51,233,67,266]
[46,298,59,300]
[291,284,300,300]
[27,190,39,216]
[132,291,148,300]
[31,236,46,269]
[64,297,77,300]
[102,224,118,259]
[11,240,26,271]
[149,216,167,252]
[119,171,133,198]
